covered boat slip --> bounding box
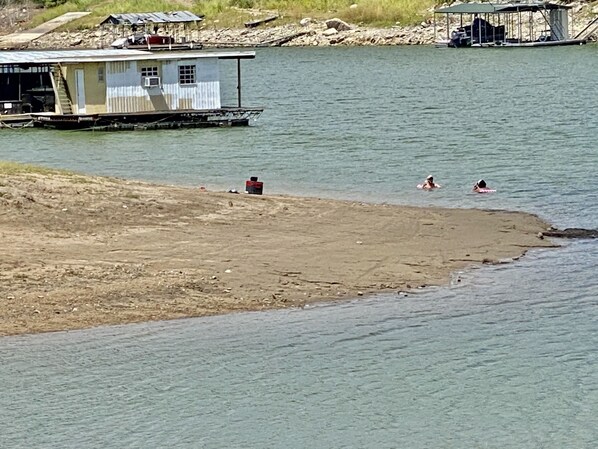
[100,11,204,50]
[0,49,262,130]
[434,1,587,48]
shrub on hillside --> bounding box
[30,0,67,7]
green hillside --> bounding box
[18,0,439,30]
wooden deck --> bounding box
[26,108,263,131]
[0,114,34,128]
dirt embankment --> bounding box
[0,1,38,34]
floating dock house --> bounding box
[0,49,262,130]
[434,1,589,48]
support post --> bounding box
[518,9,522,43]
[237,58,242,108]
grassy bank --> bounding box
[0,161,83,179]
[0,161,63,175]
[25,0,438,30]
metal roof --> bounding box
[436,3,497,14]
[0,49,256,65]
[0,49,145,64]
[497,2,571,12]
[100,11,204,26]
[435,2,571,14]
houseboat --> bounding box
[0,49,262,130]
[434,2,589,48]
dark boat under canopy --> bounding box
[434,1,588,47]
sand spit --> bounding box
[0,172,555,336]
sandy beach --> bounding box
[0,169,556,336]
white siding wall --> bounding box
[106,58,221,113]
[162,58,220,110]
[106,60,146,113]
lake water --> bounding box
[1,45,597,448]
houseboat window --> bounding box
[178,65,196,85]
[141,66,159,78]
[98,67,104,82]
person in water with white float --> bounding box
[473,179,496,193]
[418,175,441,190]
[416,176,496,193]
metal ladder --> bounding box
[50,65,73,114]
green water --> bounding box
[0,45,597,448]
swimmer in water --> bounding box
[422,175,441,190]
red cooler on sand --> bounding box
[245,176,263,195]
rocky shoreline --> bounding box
[2,2,595,50]
[24,19,440,49]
